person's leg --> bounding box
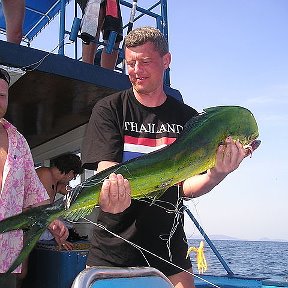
[100,41,119,70]
[82,42,98,64]
[168,269,195,288]
[82,1,119,69]
[16,258,28,288]
[2,0,25,44]
[82,3,104,64]
[0,273,17,288]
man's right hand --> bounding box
[99,173,131,214]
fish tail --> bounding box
[5,225,48,274]
[0,203,57,234]
[0,203,63,273]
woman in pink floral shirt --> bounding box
[0,68,68,287]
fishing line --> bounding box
[135,196,184,263]
[66,186,220,287]
[18,35,73,72]
[66,171,215,284]
[132,193,209,271]
[165,195,186,261]
[138,197,177,211]
[81,216,221,288]
[68,175,206,250]
[182,194,205,240]
[109,185,194,263]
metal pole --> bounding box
[58,0,66,55]
[184,206,234,275]
[74,0,78,60]
[160,0,168,42]
[160,0,170,86]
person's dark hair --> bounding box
[0,68,10,85]
[124,26,169,56]
[52,153,83,175]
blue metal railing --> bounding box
[58,0,170,85]
[58,0,66,55]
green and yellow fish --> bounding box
[0,106,260,273]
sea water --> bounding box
[187,239,288,283]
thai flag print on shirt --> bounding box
[122,135,177,162]
[121,119,186,162]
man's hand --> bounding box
[60,240,74,251]
[99,173,131,214]
[48,219,69,247]
[182,136,259,198]
[209,136,251,179]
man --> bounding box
[16,154,83,286]
[37,153,83,250]
[81,27,250,288]
[36,153,83,204]
[0,68,68,287]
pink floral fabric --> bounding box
[0,119,48,273]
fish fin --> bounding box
[0,203,63,273]
[182,110,211,135]
[183,106,232,133]
[6,225,47,274]
[64,206,95,221]
[61,181,101,221]
[0,205,45,233]
[202,106,241,114]
[63,184,83,209]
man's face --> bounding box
[0,79,8,118]
[60,170,76,185]
[125,42,171,95]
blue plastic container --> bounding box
[23,247,88,288]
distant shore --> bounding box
[188,235,288,242]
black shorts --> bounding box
[76,0,123,42]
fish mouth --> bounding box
[250,139,261,151]
[244,139,261,156]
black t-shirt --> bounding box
[83,88,198,276]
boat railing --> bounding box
[71,266,174,288]
[0,0,170,85]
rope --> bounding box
[19,35,73,72]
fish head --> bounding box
[227,106,259,147]
[202,106,260,148]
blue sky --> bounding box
[167,1,288,241]
[1,1,287,241]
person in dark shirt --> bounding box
[82,26,253,288]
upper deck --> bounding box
[0,0,181,159]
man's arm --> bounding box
[97,160,119,173]
[47,219,69,246]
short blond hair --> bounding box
[124,26,169,56]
